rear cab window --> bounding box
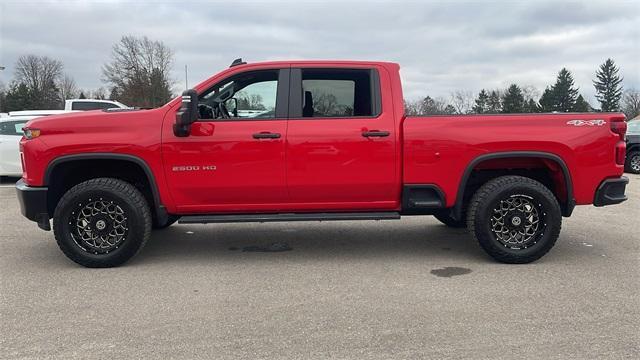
[291,68,381,118]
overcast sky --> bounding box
[1,0,639,105]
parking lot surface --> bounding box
[1,175,639,359]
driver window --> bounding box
[198,70,279,120]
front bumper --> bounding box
[593,177,628,207]
[15,179,50,230]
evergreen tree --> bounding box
[487,90,501,113]
[523,98,541,113]
[539,87,555,112]
[4,82,35,112]
[552,68,579,112]
[0,83,5,112]
[78,92,86,99]
[593,58,623,111]
[573,94,591,112]
[501,84,525,113]
[472,89,489,114]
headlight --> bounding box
[23,128,41,139]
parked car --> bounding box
[7,110,73,117]
[625,119,640,173]
[1,111,75,177]
[64,99,128,111]
[16,60,628,268]
[0,116,32,177]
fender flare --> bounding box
[44,153,167,220]
[453,151,575,219]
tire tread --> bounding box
[466,175,561,264]
[53,178,151,267]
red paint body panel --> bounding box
[20,60,625,216]
[402,113,624,206]
[285,62,400,210]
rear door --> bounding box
[285,66,399,210]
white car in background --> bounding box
[0,112,74,177]
[64,99,129,111]
[0,116,32,177]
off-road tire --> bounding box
[625,151,640,174]
[53,178,152,268]
[467,175,562,264]
[153,215,180,229]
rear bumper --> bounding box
[15,179,50,230]
[593,177,628,207]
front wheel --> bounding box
[467,176,562,264]
[53,178,152,268]
[625,151,640,174]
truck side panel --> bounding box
[402,113,625,207]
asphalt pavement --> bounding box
[1,175,638,359]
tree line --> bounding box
[1,40,639,120]
[406,58,639,120]
[0,35,174,112]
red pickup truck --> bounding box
[16,60,629,267]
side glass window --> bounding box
[300,69,376,118]
[198,70,279,120]
[72,102,116,111]
[0,121,26,135]
[303,80,355,117]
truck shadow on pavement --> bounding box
[132,219,489,266]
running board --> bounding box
[179,212,401,224]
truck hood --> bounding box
[25,107,165,134]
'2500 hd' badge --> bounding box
[172,165,217,172]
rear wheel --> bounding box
[467,175,561,264]
[53,178,151,268]
[625,151,640,174]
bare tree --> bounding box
[404,99,420,115]
[450,90,474,114]
[59,74,78,103]
[14,54,63,109]
[404,96,455,115]
[102,35,174,107]
[622,88,640,120]
[521,85,540,102]
[91,87,107,100]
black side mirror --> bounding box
[173,89,198,137]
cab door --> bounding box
[162,68,290,213]
[285,66,399,210]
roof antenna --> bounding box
[230,58,246,67]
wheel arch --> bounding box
[44,153,167,223]
[454,151,575,220]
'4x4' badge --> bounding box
[566,119,606,126]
